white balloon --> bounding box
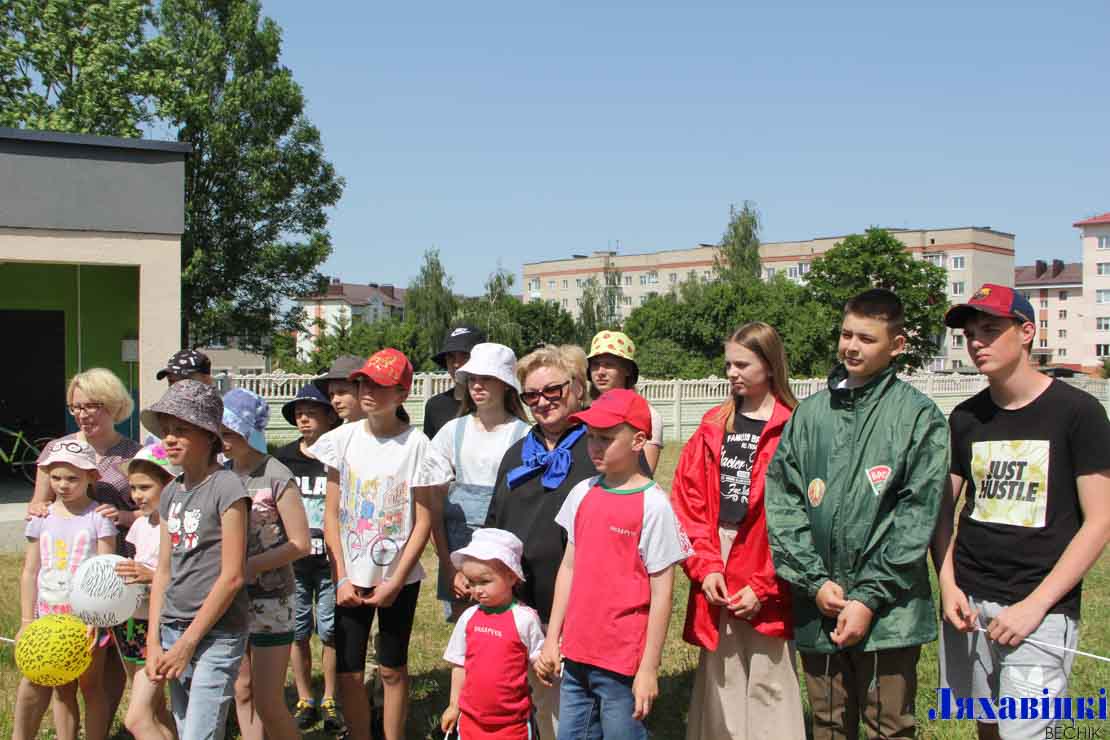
[69,554,141,628]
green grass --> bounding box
[2,447,1107,738]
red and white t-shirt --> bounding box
[444,601,545,737]
[555,476,692,677]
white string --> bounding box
[976,627,1110,664]
[0,636,14,644]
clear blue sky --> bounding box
[263,0,1110,296]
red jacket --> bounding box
[671,399,794,649]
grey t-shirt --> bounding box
[159,470,251,632]
[238,456,297,600]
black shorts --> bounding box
[334,580,421,673]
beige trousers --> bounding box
[686,526,807,740]
[528,663,560,739]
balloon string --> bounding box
[0,636,14,644]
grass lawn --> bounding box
[1,447,1106,738]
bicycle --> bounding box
[0,425,52,484]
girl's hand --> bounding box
[336,579,363,608]
[25,501,49,519]
[452,569,471,600]
[534,640,562,686]
[701,572,729,607]
[440,704,460,733]
[365,578,401,609]
[95,504,120,524]
[145,643,165,682]
[157,636,196,680]
[115,559,155,585]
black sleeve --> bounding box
[948,407,969,479]
[422,400,437,440]
[486,439,522,528]
[1069,392,1110,476]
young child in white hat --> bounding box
[440,528,545,739]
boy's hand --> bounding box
[632,667,658,720]
[939,580,979,633]
[534,640,562,686]
[701,572,729,606]
[440,703,460,733]
[830,600,873,647]
[816,580,846,617]
[145,643,165,682]
[987,598,1048,647]
[157,635,197,680]
[727,585,761,620]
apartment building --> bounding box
[1078,212,1110,371]
[294,278,406,359]
[1013,260,1084,370]
[522,226,1015,371]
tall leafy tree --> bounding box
[457,268,522,351]
[512,299,576,354]
[148,0,343,347]
[0,0,155,135]
[404,248,458,367]
[804,228,948,371]
[714,201,762,283]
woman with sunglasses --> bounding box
[27,367,143,740]
[484,343,597,740]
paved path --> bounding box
[0,478,32,553]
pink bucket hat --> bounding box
[38,439,98,472]
[449,528,526,581]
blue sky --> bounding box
[264,0,1110,296]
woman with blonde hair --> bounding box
[671,322,806,739]
[27,367,143,740]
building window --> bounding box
[561,298,568,308]
[1058,348,1067,357]
[1098,344,1110,358]
[1040,320,1048,329]
[1058,329,1067,338]
[1059,310,1067,319]
[924,253,944,267]
[528,278,540,291]
[639,271,659,286]
[1059,291,1068,301]
[622,295,632,306]
[799,262,811,275]
[1099,290,1110,304]
[952,282,965,296]
[764,267,776,279]
[1099,263,1110,276]
[623,275,632,286]
[1098,236,1110,250]
[951,359,963,369]
[951,333,964,348]
[547,280,555,289]
[669,272,677,283]
[1098,317,1110,331]
[576,278,584,288]
[562,279,568,289]
[950,256,965,269]
[929,358,946,372]
[1039,339,1048,349]
[788,266,799,280]
[576,298,582,307]
[688,270,697,281]
[1040,299,1049,308]
[1021,291,1032,299]
[639,295,648,306]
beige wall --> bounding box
[1081,224,1110,370]
[0,227,181,433]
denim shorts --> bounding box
[161,621,247,740]
[293,556,336,644]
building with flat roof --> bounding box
[0,127,189,444]
[523,226,1015,372]
[293,278,406,359]
[1013,260,1084,370]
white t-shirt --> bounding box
[443,602,546,666]
[125,513,161,620]
[555,477,691,574]
[415,415,531,493]
[648,404,665,449]
[310,423,429,589]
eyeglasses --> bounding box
[520,381,571,407]
[67,402,105,417]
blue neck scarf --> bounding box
[506,424,587,490]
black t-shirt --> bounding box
[719,413,766,524]
[949,380,1110,617]
[274,440,330,558]
[423,388,461,440]
[485,425,599,624]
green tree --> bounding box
[0,0,156,135]
[404,248,458,368]
[457,268,522,351]
[150,0,343,348]
[804,228,948,371]
[714,201,762,283]
[512,300,576,354]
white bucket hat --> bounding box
[450,528,526,581]
[454,342,521,393]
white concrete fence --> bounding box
[231,371,1110,446]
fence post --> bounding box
[672,378,682,442]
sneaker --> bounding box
[294,698,319,730]
[322,697,346,734]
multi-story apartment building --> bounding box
[1077,212,1110,371]
[522,226,1015,371]
[293,278,405,359]
[1013,260,1083,370]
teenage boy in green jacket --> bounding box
[765,288,948,739]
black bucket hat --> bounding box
[433,325,487,368]
[282,383,336,426]
[312,355,366,395]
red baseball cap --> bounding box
[944,283,1036,330]
[569,388,652,436]
[349,348,414,391]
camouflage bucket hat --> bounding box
[140,379,224,440]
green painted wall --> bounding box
[0,262,140,433]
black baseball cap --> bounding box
[433,325,487,368]
[156,349,212,380]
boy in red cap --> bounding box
[934,284,1110,740]
[535,389,692,740]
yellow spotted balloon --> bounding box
[15,614,94,686]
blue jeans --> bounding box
[293,556,336,643]
[558,659,646,740]
[161,622,247,740]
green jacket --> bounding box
[764,364,947,654]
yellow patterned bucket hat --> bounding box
[587,331,639,386]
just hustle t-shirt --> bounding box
[949,380,1110,617]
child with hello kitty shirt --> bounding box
[13,439,117,740]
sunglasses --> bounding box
[520,381,571,407]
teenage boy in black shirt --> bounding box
[423,325,486,439]
[934,283,1110,740]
